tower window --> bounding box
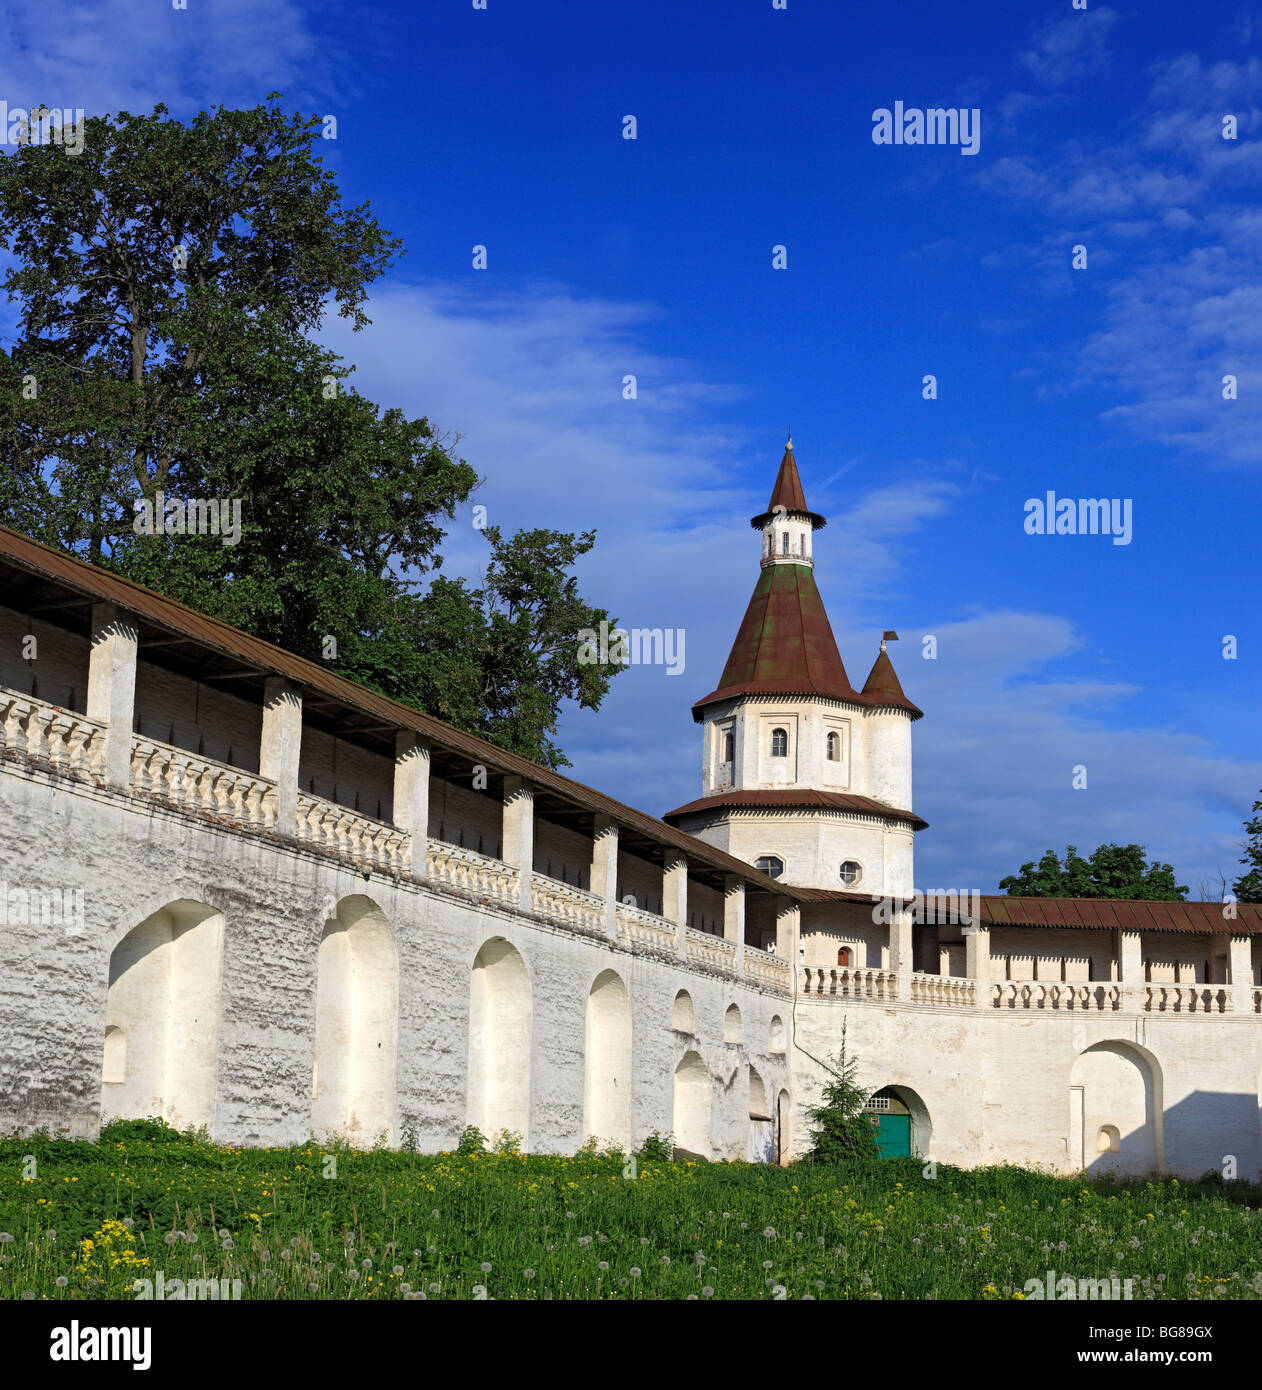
[781,532,789,555]
[826,731,841,761]
[799,534,806,556]
[756,855,784,880]
[770,727,788,757]
[839,860,862,886]
[722,731,734,763]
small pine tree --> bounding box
[1233,794,1262,904]
[805,1020,882,1166]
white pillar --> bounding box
[964,925,991,992]
[260,676,302,836]
[393,732,430,880]
[86,603,138,789]
[1229,935,1254,1014]
[1117,928,1143,1010]
[591,814,619,940]
[889,907,914,976]
[502,774,534,912]
[776,901,799,973]
[664,853,688,958]
[724,875,746,976]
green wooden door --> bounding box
[874,1113,911,1158]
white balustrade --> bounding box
[427,837,520,909]
[684,924,738,976]
[531,872,608,939]
[1143,984,1231,1014]
[130,735,276,828]
[990,981,1121,1012]
[296,790,408,873]
[801,966,897,1000]
[909,973,976,1007]
[743,950,791,994]
[614,902,678,958]
[0,687,107,780]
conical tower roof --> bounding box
[860,641,923,719]
[693,440,859,717]
[750,440,826,530]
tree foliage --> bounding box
[999,843,1187,901]
[804,1021,882,1167]
[0,99,624,767]
[1232,794,1262,904]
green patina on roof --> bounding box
[692,562,862,712]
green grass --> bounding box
[1,1119,1259,1300]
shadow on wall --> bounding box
[1069,1041,1261,1181]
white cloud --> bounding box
[1017,6,1118,89]
[0,0,337,117]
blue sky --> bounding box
[2,0,1259,894]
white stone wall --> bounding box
[792,995,1262,1179]
[0,763,788,1156]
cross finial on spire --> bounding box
[786,427,792,451]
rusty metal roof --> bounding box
[693,563,866,716]
[980,895,1262,936]
[0,523,797,899]
[860,646,923,719]
[750,444,826,530]
[664,788,927,831]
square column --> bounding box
[723,875,746,976]
[1229,935,1254,1013]
[889,908,914,976]
[591,814,620,940]
[393,732,431,881]
[1117,928,1143,1010]
[775,901,799,970]
[963,924,991,994]
[260,676,303,836]
[502,774,534,912]
[664,852,688,958]
[86,603,138,789]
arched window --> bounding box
[837,947,852,967]
[839,861,862,885]
[722,731,734,763]
[770,727,788,757]
[724,1003,743,1044]
[755,855,784,880]
[826,731,841,761]
[1097,1124,1121,1155]
[102,1026,126,1085]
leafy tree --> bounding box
[0,99,626,767]
[0,97,400,560]
[999,843,1187,901]
[1232,794,1262,904]
[804,1021,881,1166]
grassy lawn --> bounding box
[1,1120,1259,1300]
